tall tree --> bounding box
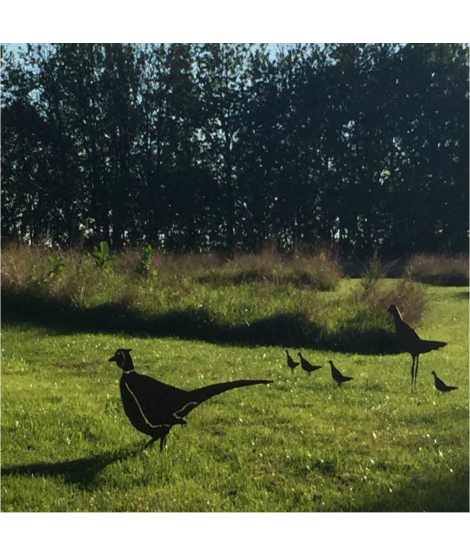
[196,43,251,253]
[2,43,468,255]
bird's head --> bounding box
[297,352,302,357]
[328,360,333,365]
[108,348,134,372]
[387,304,399,316]
[431,371,437,376]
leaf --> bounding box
[100,241,109,257]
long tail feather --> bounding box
[420,339,447,353]
[189,379,272,405]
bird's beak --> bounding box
[108,355,117,362]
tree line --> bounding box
[1,43,468,256]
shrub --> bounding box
[406,254,469,286]
[195,248,343,291]
[140,244,157,278]
[356,275,427,327]
[88,241,115,270]
[46,254,66,279]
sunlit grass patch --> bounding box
[1,248,468,511]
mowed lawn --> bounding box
[1,283,468,512]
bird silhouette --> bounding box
[108,349,272,451]
[431,371,458,393]
[297,352,322,376]
[387,304,447,389]
[285,350,300,373]
[329,360,353,387]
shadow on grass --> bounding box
[414,276,469,287]
[453,290,469,299]
[196,270,337,291]
[1,447,141,490]
[351,470,469,512]
[2,286,397,355]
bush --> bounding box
[88,241,115,270]
[46,254,66,279]
[406,254,469,286]
[195,248,343,291]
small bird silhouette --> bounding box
[329,360,353,387]
[285,350,300,372]
[108,349,272,450]
[431,371,458,393]
[387,304,447,389]
[297,352,322,376]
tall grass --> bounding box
[358,255,427,323]
[405,254,469,286]
[1,244,430,354]
[1,243,343,295]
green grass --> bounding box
[1,282,468,512]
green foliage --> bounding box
[46,254,66,279]
[1,43,468,255]
[140,244,156,278]
[88,241,114,270]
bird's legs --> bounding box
[414,356,420,389]
[143,427,171,451]
[144,437,158,450]
[410,357,416,390]
[160,433,169,452]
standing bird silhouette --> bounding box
[387,304,447,389]
[285,350,300,373]
[431,371,458,393]
[297,352,322,376]
[108,349,272,451]
[329,360,353,387]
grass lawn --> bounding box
[1,282,468,512]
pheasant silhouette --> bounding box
[329,360,353,387]
[431,371,457,393]
[297,352,322,376]
[387,305,447,389]
[285,350,300,373]
[108,349,272,450]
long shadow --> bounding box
[350,470,469,512]
[2,286,397,355]
[453,290,469,299]
[416,276,469,287]
[1,447,141,489]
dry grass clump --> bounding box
[2,244,117,310]
[286,250,343,290]
[157,252,222,285]
[113,249,142,274]
[113,250,223,282]
[357,281,427,328]
[352,255,427,325]
[195,248,343,291]
[406,254,469,286]
[1,243,47,289]
[3,243,342,292]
